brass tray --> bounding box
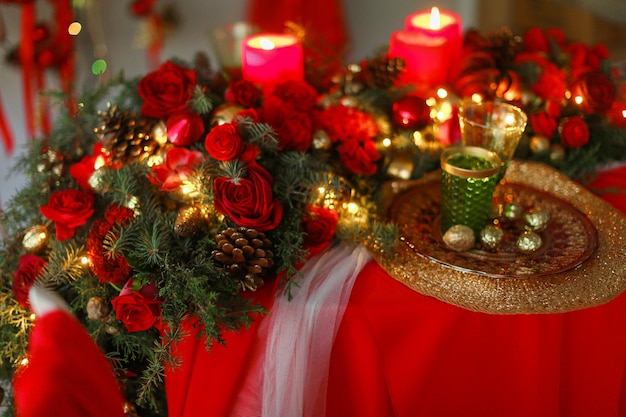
[371,160,626,314]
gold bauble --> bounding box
[517,230,543,254]
[443,225,475,252]
[22,225,49,253]
[311,130,332,150]
[549,144,566,162]
[529,135,550,154]
[385,152,414,180]
[174,205,205,237]
[524,208,551,232]
[86,297,111,320]
[503,202,524,221]
[210,102,245,126]
[480,224,504,250]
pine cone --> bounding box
[94,104,168,165]
[212,227,274,291]
[486,28,523,70]
[361,54,406,89]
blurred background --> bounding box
[0,0,624,206]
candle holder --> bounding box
[440,146,501,236]
[458,100,528,178]
[209,22,258,80]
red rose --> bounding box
[213,162,283,231]
[138,60,196,119]
[260,96,312,151]
[272,80,318,112]
[204,123,244,161]
[559,116,589,148]
[529,111,558,138]
[337,138,381,176]
[12,254,47,308]
[40,189,95,241]
[111,279,161,332]
[570,71,616,114]
[87,204,134,285]
[166,109,205,146]
[226,80,261,108]
[302,206,338,257]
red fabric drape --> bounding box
[164,166,626,417]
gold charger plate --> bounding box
[372,160,626,314]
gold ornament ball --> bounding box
[22,225,49,253]
[524,208,551,232]
[385,152,414,180]
[529,135,550,154]
[503,202,524,221]
[517,230,543,254]
[550,144,566,162]
[86,297,111,320]
[174,205,206,237]
[311,130,332,150]
[443,225,475,252]
[480,224,504,250]
[210,102,245,126]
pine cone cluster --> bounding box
[360,54,406,89]
[94,104,168,165]
[212,227,274,291]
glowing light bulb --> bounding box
[382,138,392,147]
[346,202,359,214]
[68,22,82,36]
[20,358,29,367]
[471,94,482,103]
[574,96,583,105]
[436,88,448,99]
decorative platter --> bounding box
[371,160,626,314]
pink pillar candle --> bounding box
[389,7,462,88]
[241,33,304,93]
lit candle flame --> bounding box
[429,7,441,30]
[259,38,275,51]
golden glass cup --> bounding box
[458,100,528,177]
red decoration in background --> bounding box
[391,95,431,130]
[247,0,348,85]
[1,0,75,142]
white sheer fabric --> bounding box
[233,244,371,417]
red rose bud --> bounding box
[204,123,244,161]
[138,60,196,119]
[12,254,47,308]
[40,189,95,241]
[559,116,589,148]
[166,110,205,146]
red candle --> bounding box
[389,7,462,89]
[241,34,303,93]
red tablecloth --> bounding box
[165,166,626,417]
